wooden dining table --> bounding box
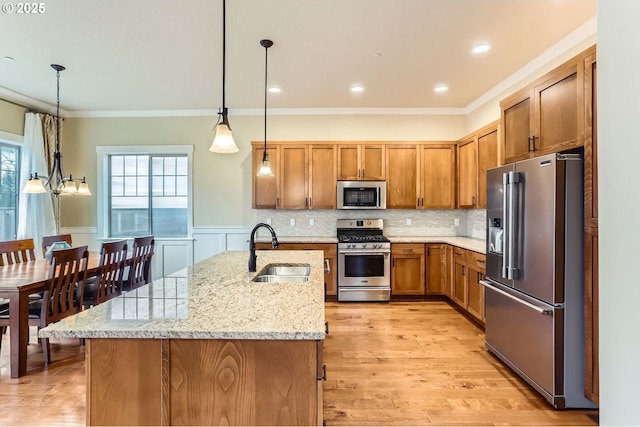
[0,252,102,378]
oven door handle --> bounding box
[339,251,390,256]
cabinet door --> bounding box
[421,145,456,209]
[467,264,485,323]
[425,244,444,295]
[309,145,336,209]
[337,145,359,180]
[444,245,453,298]
[501,89,533,164]
[477,126,498,209]
[457,139,477,208]
[361,145,385,180]
[584,53,598,228]
[386,146,419,209]
[533,64,580,155]
[252,145,279,209]
[280,145,309,209]
[584,226,599,404]
[452,260,467,308]
[391,244,425,296]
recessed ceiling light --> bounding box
[434,84,448,93]
[351,85,364,93]
[4,56,15,61]
[373,53,382,58]
[472,43,491,54]
[268,86,281,93]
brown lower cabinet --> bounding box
[390,243,446,298]
[86,338,323,426]
[451,246,486,325]
[256,242,337,301]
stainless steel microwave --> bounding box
[337,181,386,209]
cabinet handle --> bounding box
[462,265,466,275]
[403,248,414,252]
[362,168,365,178]
[276,197,280,207]
[324,258,330,274]
[476,259,485,264]
[422,197,424,207]
[325,321,329,335]
[472,196,476,206]
[417,198,420,208]
[427,247,430,256]
[531,135,537,151]
[318,364,327,381]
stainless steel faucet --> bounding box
[248,223,279,272]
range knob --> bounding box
[362,243,368,249]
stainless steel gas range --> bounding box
[337,219,391,302]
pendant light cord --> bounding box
[263,41,268,157]
[222,0,227,112]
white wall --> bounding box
[598,2,640,424]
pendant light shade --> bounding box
[256,39,274,177]
[209,0,239,154]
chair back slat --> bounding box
[45,246,89,324]
[0,238,37,266]
[41,234,73,258]
[95,240,128,303]
[126,236,155,290]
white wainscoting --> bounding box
[61,227,252,279]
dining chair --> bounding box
[123,236,155,291]
[0,245,89,365]
[82,240,128,309]
[41,234,73,258]
[0,238,37,266]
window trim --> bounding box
[96,145,194,239]
[0,135,22,241]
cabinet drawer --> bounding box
[467,251,486,269]
[453,247,466,260]
[391,243,425,255]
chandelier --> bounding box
[24,64,90,196]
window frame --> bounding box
[0,133,22,241]
[97,145,194,240]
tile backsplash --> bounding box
[255,209,486,239]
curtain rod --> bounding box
[1,96,50,115]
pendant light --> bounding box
[209,0,239,153]
[256,39,274,177]
[24,64,91,196]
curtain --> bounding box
[17,112,56,257]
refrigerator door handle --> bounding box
[479,280,552,315]
[507,171,520,280]
[502,172,510,279]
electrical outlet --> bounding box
[309,218,315,226]
[454,218,460,226]
[406,218,412,226]
[266,218,272,225]
[290,218,296,226]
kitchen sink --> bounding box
[253,275,310,283]
[252,263,311,282]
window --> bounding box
[0,143,20,241]
[98,146,193,239]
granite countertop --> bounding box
[40,250,326,340]
[258,235,485,254]
[387,236,486,254]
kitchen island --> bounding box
[40,250,326,426]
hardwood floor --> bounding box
[323,301,599,426]
[0,301,598,426]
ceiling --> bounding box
[0,0,596,116]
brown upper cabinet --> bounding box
[251,142,336,210]
[457,121,499,209]
[500,46,596,165]
[252,144,279,209]
[386,143,456,209]
[337,144,385,180]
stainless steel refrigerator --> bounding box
[482,152,596,409]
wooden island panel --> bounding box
[87,338,320,426]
